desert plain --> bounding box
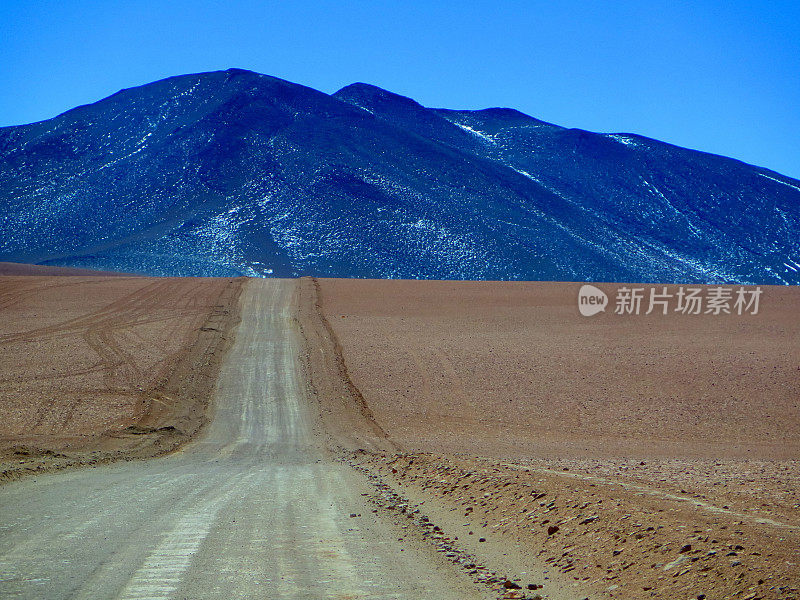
[0,269,798,600]
[310,278,800,599]
[0,269,242,479]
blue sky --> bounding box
[1,0,798,179]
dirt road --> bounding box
[0,280,486,599]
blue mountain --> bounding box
[1,68,798,283]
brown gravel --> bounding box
[0,261,134,276]
[353,452,799,600]
[306,277,800,600]
[0,275,243,480]
[3,274,797,598]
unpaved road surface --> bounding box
[0,280,485,600]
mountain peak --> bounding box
[333,83,423,111]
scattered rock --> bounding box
[663,555,691,571]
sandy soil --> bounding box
[0,275,243,480]
[2,273,797,598]
[305,278,800,600]
[315,279,799,461]
[0,261,134,276]
[296,277,397,453]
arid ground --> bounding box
[307,278,800,600]
[1,273,797,599]
[0,271,242,480]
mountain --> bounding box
[1,68,799,283]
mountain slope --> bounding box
[1,68,798,282]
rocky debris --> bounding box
[344,453,549,599]
[345,450,800,600]
[663,555,691,571]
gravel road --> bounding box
[0,279,484,599]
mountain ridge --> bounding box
[1,68,798,283]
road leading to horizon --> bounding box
[0,279,485,599]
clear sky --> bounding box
[1,0,798,179]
